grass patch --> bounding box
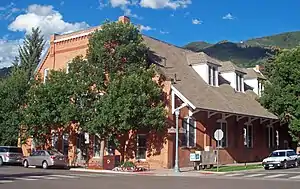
[205,164,262,172]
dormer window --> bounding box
[235,72,244,92]
[208,65,217,86]
[257,79,264,97]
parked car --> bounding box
[0,146,23,166]
[23,150,68,169]
[262,149,299,170]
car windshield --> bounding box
[47,150,63,156]
[270,151,286,157]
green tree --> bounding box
[0,68,30,145]
[84,20,166,164]
[18,27,45,80]
[0,27,45,146]
[260,46,300,143]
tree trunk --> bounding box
[99,139,105,168]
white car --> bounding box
[262,149,299,170]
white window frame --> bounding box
[136,134,147,161]
[208,64,218,87]
[66,62,70,74]
[267,125,275,148]
[258,79,264,97]
[62,133,69,156]
[244,122,253,148]
[276,130,279,148]
[182,117,197,148]
[43,68,49,83]
[216,119,228,148]
[235,72,244,92]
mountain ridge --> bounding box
[184,31,300,68]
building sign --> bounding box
[190,151,201,161]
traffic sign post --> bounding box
[214,129,224,172]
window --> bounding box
[287,150,297,157]
[244,123,253,148]
[276,130,279,148]
[62,133,69,156]
[136,134,147,160]
[93,135,101,158]
[106,137,116,155]
[236,73,243,92]
[216,120,227,147]
[181,117,196,147]
[266,126,275,148]
[66,63,70,74]
[258,80,264,96]
[51,132,59,150]
[43,68,49,83]
[208,65,217,86]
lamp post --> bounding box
[174,109,180,173]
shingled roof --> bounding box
[143,36,277,119]
[219,61,246,74]
[244,68,266,80]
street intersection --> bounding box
[0,165,300,189]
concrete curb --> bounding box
[69,168,154,175]
[200,167,264,174]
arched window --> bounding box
[216,119,227,147]
[266,125,275,148]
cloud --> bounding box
[0,2,23,20]
[60,1,65,6]
[138,25,155,31]
[0,4,89,68]
[8,4,89,37]
[110,0,131,7]
[159,30,169,34]
[140,0,191,9]
[222,13,235,20]
[0,38,23,68]
[192,18,202,25]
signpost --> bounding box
[214,129,224,172]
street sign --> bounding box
[214,129,224,141]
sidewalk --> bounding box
[69,162,262,177]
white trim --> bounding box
[43,68,49,83]
[171,85,196,110]
[171,90,175,114]
[54,31,93,43]
[244,122,253,148]
[208,112,218,119]
[260,118,269,125]
[182,117,197,148]
[222,113,233,120]
[236,115,245,122]
[66,62,70,74]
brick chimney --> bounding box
[118,16,130,24]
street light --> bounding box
[174,109,180,173]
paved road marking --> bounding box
[71,174,115,177]
[27,175,49,179]
[289,175,300,179]
[0,180,13,184]
[50,174,78,179]
[224,173,245,177]
[243,173,266,178]
[264,174,287,178]
[14,177,38,181]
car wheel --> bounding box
[283,161,288,169]
[42,161,48,169]
[0,157,3,166]
[23,160,29,168]
[264,166,270,170]
[295,161,299,168]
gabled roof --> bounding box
[219,61,246,74]
[144,36,277,119]
[186,52,221,66]
[244,68,266,80]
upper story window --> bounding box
[236,73,244,92]
[43,68,49,83]
[208,65,218,86]
[258,80,264,97]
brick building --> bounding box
[20,16,293,169]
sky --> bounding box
[0,0,300,68]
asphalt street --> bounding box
[0,165,300,189]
